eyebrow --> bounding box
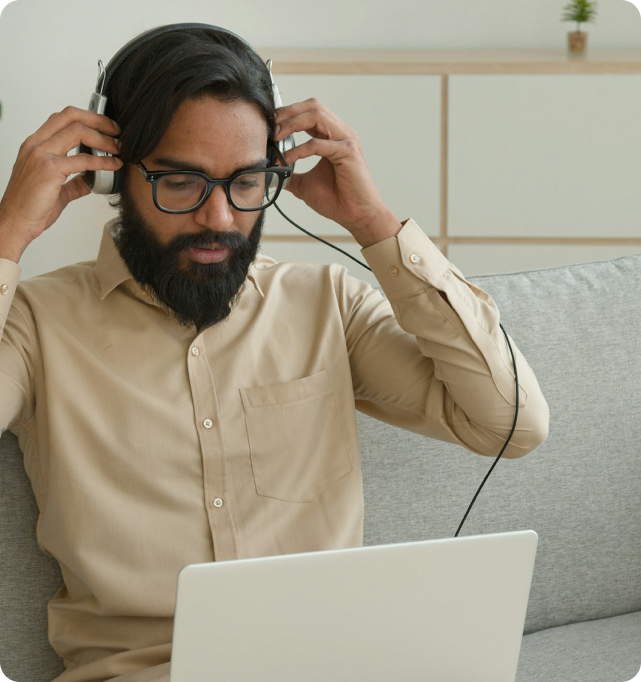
[149,156,270,176]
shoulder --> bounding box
[251,252,345,290]
[250,251,379,299]
[250,252,388,318]
[14,260,98,312]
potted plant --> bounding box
[563,0,597,54]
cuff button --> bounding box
[409,254,420,265]
[0,284,9,295]
[389,267,399,277]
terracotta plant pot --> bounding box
[568,31,587,53]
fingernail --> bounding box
[274,124,280,136]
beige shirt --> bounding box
[0,218,548,682]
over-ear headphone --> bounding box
[79,22,295,195]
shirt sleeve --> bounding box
[0,258,34,433]
[340,218,549,459]
[0,258,20,331]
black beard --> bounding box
[111,185,264,330]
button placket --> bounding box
[186,331,238,559]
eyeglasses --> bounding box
[137,141,292,214]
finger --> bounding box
[59,153,124,177]
[58,174,93,210]
[43,121,121,158]
[283,137,359,168]
[275,98,328,124]
[284,171,306,199]
[21,106,121,154]
[275,109,353,144]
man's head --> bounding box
[106,27,277,329]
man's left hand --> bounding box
[274,99,401,248]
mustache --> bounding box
[167,229,251,254]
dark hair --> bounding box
[105,28,275,185]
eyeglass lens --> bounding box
[155,170,280,211]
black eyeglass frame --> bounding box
[137,141,292,214]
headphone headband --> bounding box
[101,23,261,94]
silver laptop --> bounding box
[169,530,538,682]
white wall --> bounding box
[2,0,640,50]
[1,0,641,278]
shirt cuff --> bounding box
[361,218,450,301]
[0,258,22,331]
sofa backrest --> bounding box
[2,254,641,681]
[0,430,65,681]
[360,254,641,635]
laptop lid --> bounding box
[169,529,538,682]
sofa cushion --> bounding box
[516,610,641,682]
[360,254,641,635]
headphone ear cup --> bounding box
[76,141,117,193]
[81,166,115,194]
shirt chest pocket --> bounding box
[240,369,353,503]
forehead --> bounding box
[149,96,269,175]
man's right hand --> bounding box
[0,106,123,263]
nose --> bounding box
[193,183,234,232]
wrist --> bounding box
[0,223,28,264]
[350,208,402,249]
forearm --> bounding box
[0,218,30,263]
[355,219,549,458]
[348,207,402,249]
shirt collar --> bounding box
[94,219,132,300]
[94,218,265,300]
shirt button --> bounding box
[203,419,213,429]
[191,346,200,356]
[389,267,399,277]
[0,284,8,295]
[410,254,420,264]
[212,497,224,508]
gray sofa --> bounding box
[1,254,641,682]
